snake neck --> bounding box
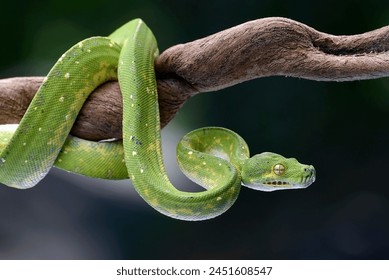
[226,153,249,176]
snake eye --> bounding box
[273,164,285,175]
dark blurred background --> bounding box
[0,0,388,259]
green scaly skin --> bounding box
[0,19,316,221]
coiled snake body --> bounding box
[0,19,315,220]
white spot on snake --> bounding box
[34,107,38,110]
[43,77,48,83]
[120,60,124,65]
[132,151,137,156]
[59,96,65,102]
[140,168,144,173]
[1,158,5,163]
[78,42,83,48]
[131,104,134,107]
[216,196,222,201]
[87,49,91,53]
[38,127,42,131]
[109,42,114,47]
[64,73,70,79]
[75,61,79,64]
[58,159,62,163]
[23,143,26,146]
[58,54,65,63]
[65,115,69,120]
[131,175,135,180]
[130,94,133,99]
[202,162,206,165]
[188,151,193,155]
[24,160,28,163]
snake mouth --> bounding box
[243,180,293,191]
[263,181,291,187]
[257,175,315,191]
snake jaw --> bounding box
[264,181,290,186]
[243,177,315,192]
[242,180,292,192]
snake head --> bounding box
[241,152,315,191]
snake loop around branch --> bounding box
[0,19,315,220]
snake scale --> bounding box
[0,19,316,221]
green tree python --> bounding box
[0,19,316,221]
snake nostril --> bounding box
[304,166,315,176]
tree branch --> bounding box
[1,17,389,140]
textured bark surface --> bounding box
[1,17,389,140]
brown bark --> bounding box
[1,17,388,140]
